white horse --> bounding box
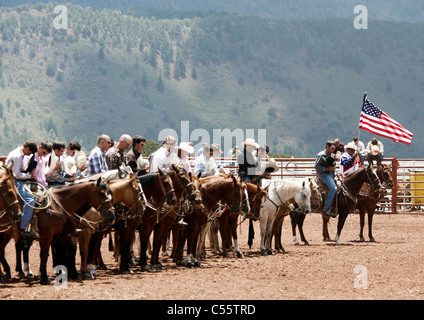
[259,179,311,255]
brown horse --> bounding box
[74,174,144,277]
[357,163,393,242]
[195,176,243,262]
[0,162,22,281]
[218,183,268,258]
[320,166,381,245]
[36,178,115,285]
[137,169,177,271]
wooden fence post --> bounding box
[392,157,398,214]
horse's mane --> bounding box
[203,178,234,195]
[138,173,158,188]
[275,179,310,194]
[75,169,121,184]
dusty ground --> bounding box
[1,212,423,300]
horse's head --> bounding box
[294,180,311,214]
[229,176,243,213]
[91,178,115,223]
[186,171,203,206]
[241,183,251,214]
[172,165,202,206]
[0,161,21,223]
[158,168,177,205]
[249,184,268,220]
[309,177,322,211]
[366,165,382,191]
[377,164,393,188]
[109,174,145,216]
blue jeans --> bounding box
[15,181,35,230]
[318,173,337,211]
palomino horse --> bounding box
[137,169,177,271]
[357,163,393,242]
[37,178,115,285]
[320,166,382,245]
[0,162,22,281]
[257,179,311,255]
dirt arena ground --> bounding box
[1,212,423,300]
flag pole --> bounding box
[356,92,367,157]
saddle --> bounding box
[317,177,358,214]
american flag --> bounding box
[359,95,413,145]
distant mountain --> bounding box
[2,0,424,22]
[0,3,422,158]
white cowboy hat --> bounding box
[177,142,194,155]
[264,160,280,173]
[44,153,58,175]
[75,155,87,170]
[74,150,87,170]
[241,138,259,148]
[345,142,357,150]
[64,156,77,176]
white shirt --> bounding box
[5,146,32,180]
[150,147,173,172]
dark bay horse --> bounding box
[37,178,115,285]
[137,169,177,271]
[357,163,393,242]
[320,166,381,245]
[0,162,22,281]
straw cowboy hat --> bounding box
[210,143,223,154]
[177,142,194,155]
[264,160,280,173]
[44,153,58,175]
[345,142,357,151]
[74,150,87,170]
[241,138,259,148]
[64,156,77,176]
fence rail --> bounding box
[2,155,423,214]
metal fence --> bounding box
[2,155,422,214]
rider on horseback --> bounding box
[315,140,337,218]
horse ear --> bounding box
[302,181,305,188]
[96,177,102,187]
[197,172,202,179]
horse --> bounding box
[149,165,203,270]
[357,163,393,242]
[74,173,144,277]
[194,176,243,262]
[35,178,115,285]
[137,169,177,271]
[287,177,322,247]
[320,166,382,245]
[256,179,311,255]
[218,183,268,258]
[0,162,22,281]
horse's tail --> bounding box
[247,218,255,249]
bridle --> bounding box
[0,179,21,232]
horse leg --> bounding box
[0,234,12,281]
[368,208,376,242]
[79,230,93,279]
[335,211,349,245]
[322,213,331,241]
[22,239,34,277]
[65,236,79,280]
[297,214,309,245]
[359,207,366,242]
[230,215,243,258]
[290,212,299,245]
[259,216,267,255]
[15,239,25,277]
[265,217,275,255]
[39,236,54,285]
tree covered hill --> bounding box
[0,3,423,157]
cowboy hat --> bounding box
[264,160,280,173]
[74,150,87,170]
[241,138,259,148]
[44,153,58,175]
[136,157,149,170]
[345,142,357,150]
[177,142,194,155]
[64,156,77,176]
[210,143,223,154]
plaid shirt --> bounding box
[105,146,126,170]
[87,146,108,176]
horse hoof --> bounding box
[186,262,193,268]
[304,241,310,246]
[121,269,134,274]
[336,240,342,246]
[369,237,376,242]
[193,261,201,268]
[152,263,163,270]
[40,278,51,285]
[267,249,274,255]
[359,237,365,242]
[142,265,153,272]
[236,251,244,258]
[260,250,267,256]
[81,272,93,280]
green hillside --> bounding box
[0,3,422,157]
